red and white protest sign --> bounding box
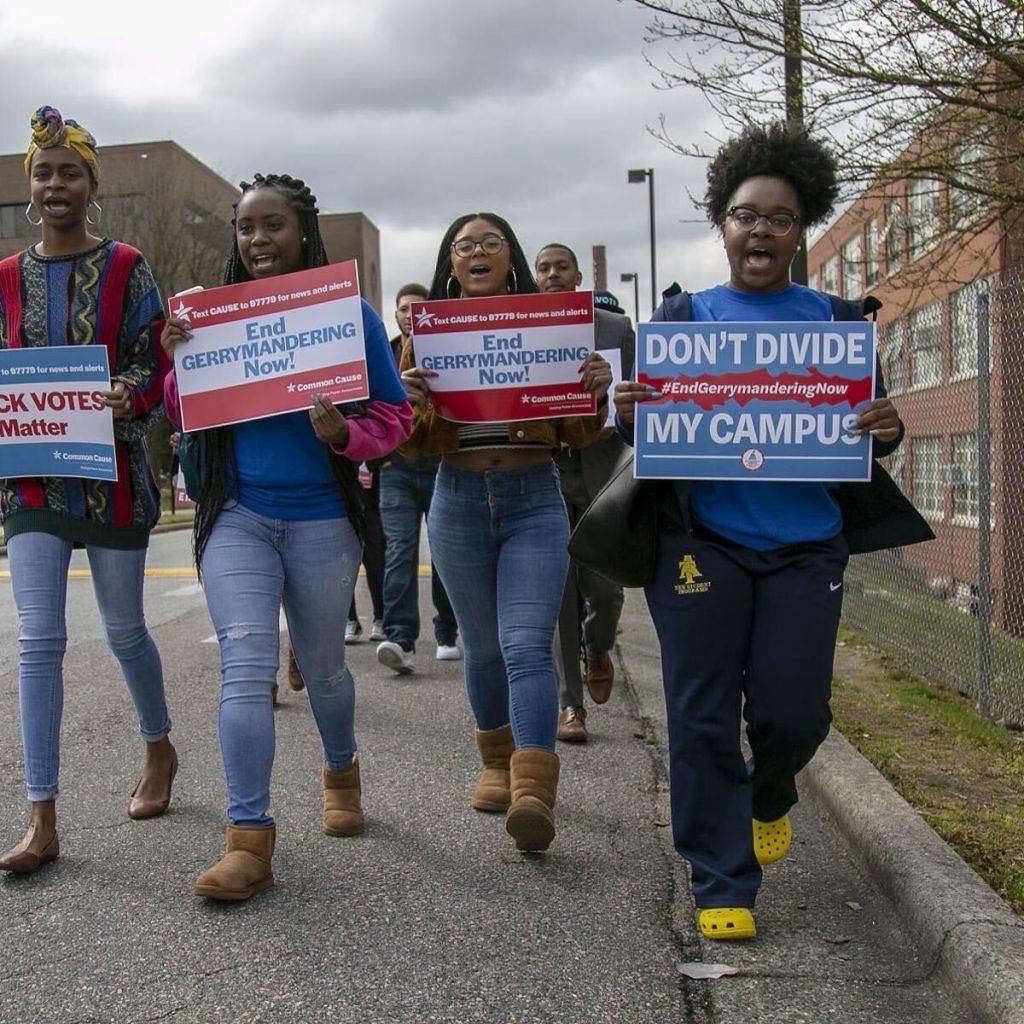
[169,262,369,432]
[410,292,596,422]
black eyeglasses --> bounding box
[726,206,801,236]
[451,234,507,258]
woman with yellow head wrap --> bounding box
[0,106,177,876]
[23,105,101,183]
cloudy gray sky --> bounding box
[0,0,730,321]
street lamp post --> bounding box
[620,272,640,325]
[628,168,656,313]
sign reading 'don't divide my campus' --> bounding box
[410,291,596,422]
[635,321,877,482]
[169,262,368,432]
[0,346,116,481]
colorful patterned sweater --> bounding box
[0,239,167,549]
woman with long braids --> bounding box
[0,107,176,874]
[401,213,611,853]
[161,174,411,901]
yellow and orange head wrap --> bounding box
[23,106,100,184]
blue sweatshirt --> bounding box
[673,284,884,551]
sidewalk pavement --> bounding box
[615,587,1024,1024]
[1,536,1021,1023]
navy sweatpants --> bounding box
[644,519,848,908]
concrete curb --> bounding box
[803,728,1024,1024]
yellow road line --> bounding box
[0,566,434,581]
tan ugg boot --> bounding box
[323,758,365,836]
[471,725,514,813]
[505,748,560,852]
[193,825,275,901]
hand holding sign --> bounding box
[400,366,437,409]
[613,380,660,425]
[101,380,133,419]
[857,397,900,442]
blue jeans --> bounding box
[201,504,361,827]
[427,461,568,751]
[379,459,457,648]
[7,532,170,802]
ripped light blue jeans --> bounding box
[7,532,170,802]
[200,504,361,827]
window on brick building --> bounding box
[908,178,942,258]
[882,319,906,395]
[887,445,907,494]
[909,301,942,389]
[842,234,862,299]
[864,219,881,288]
[886,199,905,274]
[912,436,944,521]
[951,277,991,380]
[951,432,995,526]
[950,141,988,229]
[819,255,839,295]
[0,203,37,240]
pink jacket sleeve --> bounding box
[330,400,413,463]
[163,369,183,430]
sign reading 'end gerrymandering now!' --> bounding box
[635,321,877,482]
[0,346,116,481]
[169,262,369,432]
[410,292,596,422]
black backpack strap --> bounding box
[829,293,882,322]
[652,283,693,323]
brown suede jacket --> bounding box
[396,335,606,457]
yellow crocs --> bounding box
[698,907,757,940]
[753,814,792,865]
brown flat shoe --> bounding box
[556,706,588,744]
[287,649,305,691]
[0,830,59,874]
[584,647,614,704]
[128,746,179,820]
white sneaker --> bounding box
[345,620,363,644]
[435,643,462,661]
[369,619,386,642]
[377,641,415,675]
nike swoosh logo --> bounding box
[830,582,843,592]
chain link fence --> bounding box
[842,267,1024,726]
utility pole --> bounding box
[784,0,808,285]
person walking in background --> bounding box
[343,462,386,645]
[376,283,460,676]
[0,106,176,874]
[613,122,932,940]
[161,173,411,901]
[534,245,635,743]
[401,214,611,852]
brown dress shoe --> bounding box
[128,744,179,820]
[287,648,305,691]
[584,647,614,704]
[556,706,588,744]
[0,828,59,874]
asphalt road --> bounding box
[0,527,973,1023]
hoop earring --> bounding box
[86,200,102,227]
[446,275,460,300]
[507,267,518,294]
[24,203,42,227]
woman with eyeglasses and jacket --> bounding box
[400,213,611,853]
[613,123,931,940]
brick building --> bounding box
[808,167,1024,633]
[1,139,382,311]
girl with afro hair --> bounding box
[614,122,929,940]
